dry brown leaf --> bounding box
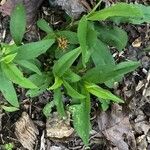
[132,37,142,48]
[136,135,147,150]
[97,104,136,150]
[46,112,74,139]
[0,0,43,26]
[15,112,39,150]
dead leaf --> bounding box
[136,81,144,91]
[46,112,74,139]
[0,0,43,26]
[97,104,136,150]
[132,37,142,48]
[134,121,150,135]
[15,112,39,150]
[136,135,147,150]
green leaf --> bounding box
[95,25,128,51]
[63,69,81,83]
[26,73,51,97]
[16,60,42,75]
[56,31,78,44]
[63,80,85,99]
[53,47,81,77]
[0,43,18,55]
[0,70,19,107]
[1,63,37,89]
[87,23,97,49]
[104,61,140,83]
[15,39,55,60]
[54,88,66,117]
[1,105,19,112]
[37,19,53,33]
[4,143,14,149]
[10,3,26,45]
[77,16,97,66]
[98,99,110,111]
[0,53,17,63]
[133,4,150,24]
[83,61,140,84]
[91,40,115,67]
[43,101,55,118]
[87,3,143,21]
[49,76,63,90]
[77,16,88,67]
[110,4,150,24]
[69,96,91,146]
[85,82,123,103]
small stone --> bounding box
[49,0,86,19]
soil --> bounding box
[0,0,150,150]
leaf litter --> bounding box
[15,112,39,150]
[97,104,136,150]
[46,111,74,139]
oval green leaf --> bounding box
[37,19,53,33]
[10,3,26,45]
[1,105,19,112]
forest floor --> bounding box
[0,0,150,150]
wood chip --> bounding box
[46,112,74,139]
[15,112,39,150]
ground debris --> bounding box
[48,0,86,19]
[97,104,136,150]
[15,112,39,150]
[132,37,142,48]
[131,109,150,150]
[49,145,69,150]
[0,0,43,25]
[46,112,74,139]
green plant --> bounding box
[37,2,150,146]
[1,143,14,150]
[1,1,150,147]
[0,3,55,111]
